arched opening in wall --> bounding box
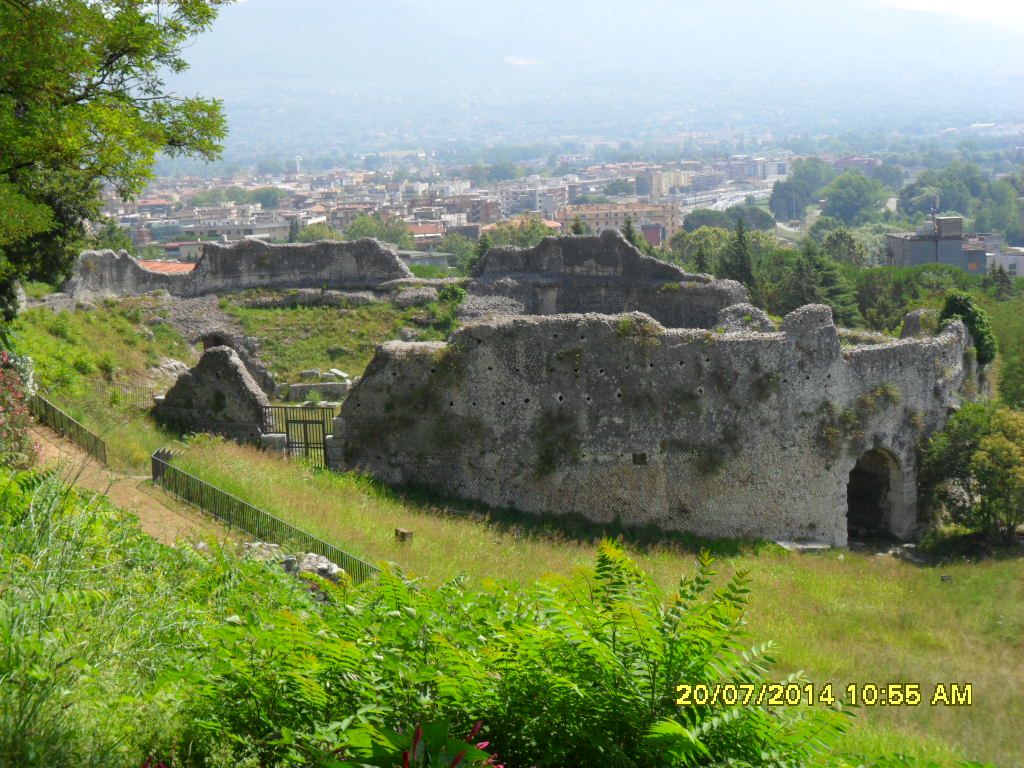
[203,333,227,351]
[846,449,900,540]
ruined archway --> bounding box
[846,449,902,539]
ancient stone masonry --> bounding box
[199,331,276,397]
[64,238,413,300]
[153,346,270,441]
[461,230,748,328]
[326,306,978,546]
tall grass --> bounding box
[0,466,324,766]
[175,439,1022,767]
[12,301,196,470]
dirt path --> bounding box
[30,424,231,546]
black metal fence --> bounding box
[150,449,378,583]
[263,405,338,433]
[100,381,162,409]
[263,405,339,469]
[30,394,108,465]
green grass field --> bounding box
[175,438,1023,767]
[12,300,197,470]
[223,289,463,384]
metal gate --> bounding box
[284,415,328,468]
[263,406,337,469]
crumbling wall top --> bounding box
[472,229,700,282]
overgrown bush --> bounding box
[1,468,858,767]
[0,351,37,468]
[921,402,1024,542]
[939,290,997,365]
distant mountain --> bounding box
[167,0,1024,156]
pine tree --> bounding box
[995,264,1014,300]
[723,219,755,287]
[813,250,863,326]
[468,232,493,272]
[780,248,822,312]
[287,217,300,243]
[571,215,586,235]
[694,243,710,274]
[621,216,640,246]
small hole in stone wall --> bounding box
[585,395,592,403]
[678,360,685,366]
[515,367,520,373]
[557,395,564,402]
[625,365,631,370]
[524,398,530,404]
[805,375,810,380]
[632,452,648,465]
[475,337,482,345]
[697,386,704,394]
[827,373,831,379]
[500,400,506,406]
[430,368,436,374]
[599,368,605,374]
[580,335,586,340]
[448,401,454,407]
[648,362,654,368]
[391,371,398,377]
[553,333,559,338]
[705,357,711,363]
[574,368,580,374]
[548,367,554,373]
[487,366,493,371]
[472,401,477,407]
[616,391,623,399]
[782,378,788,383]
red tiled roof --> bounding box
[138,260,196,274]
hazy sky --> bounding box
[883,0,1024,29]
[174,0,1024,156]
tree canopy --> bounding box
[485,216,553,249]
[0,0,229,319]
[820,170,886,225]
[768,157,837,222]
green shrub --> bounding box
[939,290,997,366]
[920,402,1024,541]
[1,470,855,767]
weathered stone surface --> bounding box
[260,433,288,453]
[152,357,189,379]
[327,308,979,546]
[463,230,747,329]
[393,286,439,307]
[64,238,412,299]
[716,303,775,332]
[237,289,379,309]
[200,331,276,396]
[900,308,939,339]
[153,346,270,440]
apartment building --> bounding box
[554,203,681,239]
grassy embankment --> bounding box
[176,438,1023,767]
[12,299,198,470]
[222,288,463,384]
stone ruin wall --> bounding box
[63,238,413,300]
[464,230,748,329]
[153,346,270,441]
[326,307,975,546]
